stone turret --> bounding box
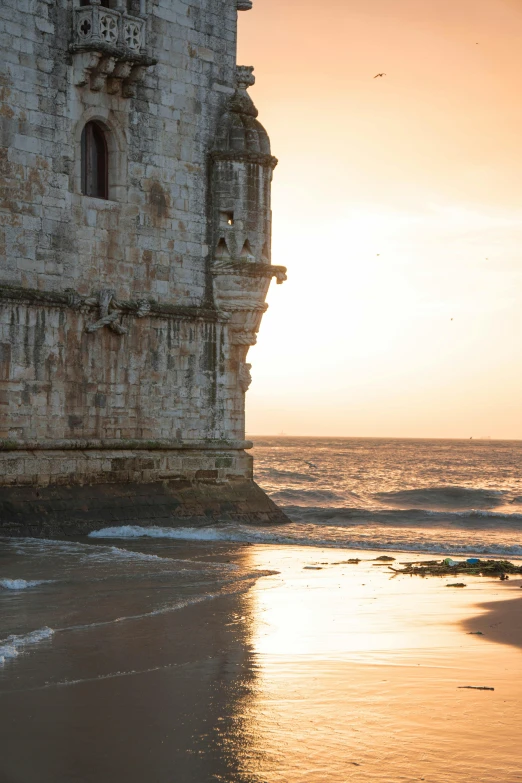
[211,66,286,380]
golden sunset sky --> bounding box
[239,0,522,439]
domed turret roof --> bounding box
[214,66,274,159]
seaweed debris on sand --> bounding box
[332,559,361,565]
[388,558,522,578]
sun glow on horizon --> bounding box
[239,0,522,439]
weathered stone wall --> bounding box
[0,0,288,532]
[1,447,253,487]
[1,0,237,302]
[0,300,242,443]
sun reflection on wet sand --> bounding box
[239,546,522,782]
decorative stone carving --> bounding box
[236,64,256,90]
[121,65,147,98]
[90,55,117,91]
[98,11,118,45]
[220,301,268,313]
[212,261,287,283]
[123,20,142,50]
[231,331,258,347]
[210,64,286,356]
[85,289,127,335]
[238,362,252,392]
[74,4,144,53]
[0,284,226,325]
[84,290,151,334]
[107,60,133,94]
[70,1,156,95]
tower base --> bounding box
[0,447,289,537]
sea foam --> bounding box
[0,627,54,666]
[87,523,522,559]
[0,578,50,590]
[89,525,226,540]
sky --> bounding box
[238,0,522,439]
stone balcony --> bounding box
[70,2,156,96]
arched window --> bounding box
[81,121,108,199]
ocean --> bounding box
[1,438,522,782]
[90,437,522,557]
[2,436,520,673]
[251,437,522,557]
[3,437,522,661]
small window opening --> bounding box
[81,121,109,200]
[220,210,234,227]
[80,0,111,6]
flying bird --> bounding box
[374,73,386,78]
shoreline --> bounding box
[1,538,521,782]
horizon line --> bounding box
[246,435,522,442]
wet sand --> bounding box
[464,592,522,649]
[1,542,521,782]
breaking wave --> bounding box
[88,524,522,559]
[0,579,51,590]
[0,627,54,666]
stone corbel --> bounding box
[106,60,133,94]
[237,0,253,9]
[90,55,117,91]
[73,51,103,87]
[122,65,146,98]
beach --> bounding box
[1,537,521,783]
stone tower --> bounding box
[0,0,287,535]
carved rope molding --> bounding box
[211,261,287,284]
[211,150,278,169]
[84,289,151,334]
[0,284,229,325]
